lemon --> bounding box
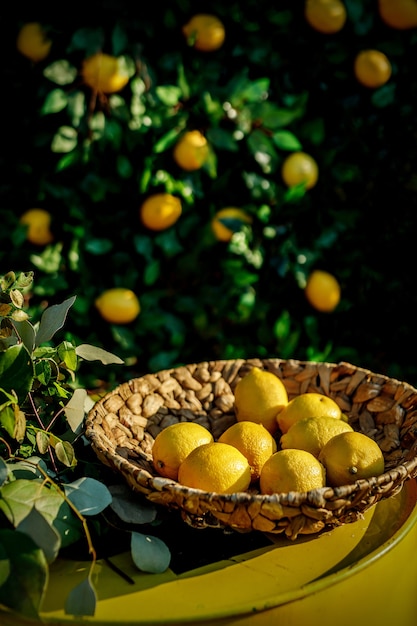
[218,421,277,482]
[305,269,341,312]
[178,442,251,494]
[16,22,52,62]
[81,53,130,94]
[173,130,209,171]
[378,0,417,29]
[277,392,342,434]
[305,0,347,34]
[140,193,182,231]
[280,415,354,458]
[281,151,319,189]
[319,431,385,487]
[234,367,288,435]
[95,288,140,324]
[354,49,392,89]
[182,14,226,52]
[152,422,214,481]
[260,449,326,494]
[211,207,253,242]
[20,209,53,246]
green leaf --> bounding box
[206,127,238,152]
[0,405,16,439]
[57,341,78,371]
[63,477,112,515]
[153,127,183,154]
[0,458,8,487]
[51,126,78,153]
[41,89,68,115]
[12,320,36,353]
[109,484,157,524]
[0,529,48,619]
[156,85,182,107]
[55,441,77,467]
[35,296,77,347]
[0,343,34,404]
[63,388,87,433]
[0,541,10,587]
[75,344,124,365]
[272,130,302,151]
[65,575,97,617]
[130,532,171,574]
[17,507,61,563]
[43,60,78,86]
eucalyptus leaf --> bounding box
[64,477,112,515]
[12,320,36,353]
[55,440,77,467]
[64,388,88,432]
[0,529,48,619]
[130,532,171,574]
[57,341,78,370]
[0,479,49,526]
[64,576,97,617]
[8,457,47,481]
[0,343,34,404]
[109,484,157,524]
[35,296,76,347]
[0,458,8,487]
[17,507,61,563]
[75,344,124,365]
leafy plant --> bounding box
[0,271,171,619]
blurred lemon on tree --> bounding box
[178,442,251,493]
[277,392,342,434]
[218,421,277,482]
[304,0,347,34]
[20,209,53,246]
[260,449,326,494]
[152,422,213,481]
[211,207,253,242]
[173,130,209,171]
[16,22,52,62]
[354,49,392,88]
[182,14,226,51]
[234,366,288,434]
[319,431,385,486]
[140,193,182,231]
[280,415,354,458]
[305,269,341,312]
[95,287,140,324]
[281,151,319,189]
[81,53,130,94]
[378,0,417,29]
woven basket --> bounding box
[85,358,417,539]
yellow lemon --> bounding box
[305,0,347,34]
[234,367,288,435]
[81,53,130,94]
[20,209,53,246]
[95,288,140,324]
[16,22,52,62]
[211,207,253,242]
[277,392,342,434]
[378,0,417,30]
[218,421,277,482]
[305,269,341,312]
[281,151,319,189]
[140,193,182,231]
[173,130,209,171]
[260,449,326,494]
[354,49,392,89]
[178,442,251,494]
[319,431,385,487]
[182,14,226,52]
[280,415,354,458]
[152,422,213,481]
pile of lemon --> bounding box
[152,366,385,495]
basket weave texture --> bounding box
[85,358,417,539]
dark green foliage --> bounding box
[1,0,417,387]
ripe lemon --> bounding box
[319,431,385,486]
[218,421,277,482]
[277,392,342,435]
[182,14,226,52]
[178,442,251,494]
[81,53,130,94]
[305,0,347,34]
[16,22,52,62]
[152,422,213,481]
[378,0,417,29]
[281,152,319,190]
[20,209,53,245]
[173,130,209,171]
[211,207,253,242]
[354,50,392,89]
[305,269,341,312]
[260,449,326,494]
[280,415,354,458]
[140,193,182,231]
[95,288,140,324]
[234,367,288,435]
